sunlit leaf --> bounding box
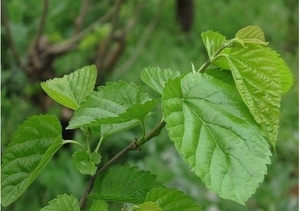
[40,194,80,211]
[41,65,97,110]
[215,44,284,148]
[89,165,163,203]
[68,81,156,129]
[201,30,226,58]
[235,25,269,46]
[144,187,202,211]
[161,73,271,204]
[141,67,181,94]
[1,115,64,207]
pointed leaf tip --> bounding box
[41,65,97,110]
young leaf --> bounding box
[132,202,162,211]
[1,115,64,207]
[40,194,80,211]
[89,200,108,211]
[68,81,156,129]
[234,25,269,46]
[89,165,163,203]
[141,67,181,94]
[73,151,101,176]
[201,30,226,59]
[144,187,203,211]
[41,65,97,110]
[161,73,271,204]
[215,44,285,148]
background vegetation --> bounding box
[1,0,298,210]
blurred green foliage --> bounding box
[1,0,298,210]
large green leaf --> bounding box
[40,194,80,211]
[201,30,226,59]
[161,73,271,204]
[144,187,202,211]
[214,44,285,148]
[68,81,157,129]
[41,65,97,110]
[1,115,64,207]
[141,67,181,94]
[89,165,163,203]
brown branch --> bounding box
[74,0,90,34]
[1,3,22,67]
[33,0,49,50]
[113,0,164,77]
[48,6,115,55]
[121,1,146,38]
[96,0,125,69]
[79,120,166,209]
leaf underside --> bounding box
[215,44,284,148]
[1,115,64,207]
[90,165,163,204]
[161,73,271,204]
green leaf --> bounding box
[201,30,226,58]
[101,120,141,138]
[234,25,269,46]
[132,202,162,211]
[40,194,80,211]
[89,165,163,203]
[1,115,64,207]
[215,44,284,148]
[73,151,101,176]
[266,48,294,93]
[41,65,97,110]
[161,73,271,204]
[68,81,156,129]
[205,69,236,87]
[89,199,108,211]
[144,187,202,211]
[141,67,181,94]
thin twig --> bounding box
[79,120,166,209]
[49,6,115,55]
[122,1,146,38]
[1,3,22,67]
[33,0,49,50]
[113,0,164,78]
[97,0,124,69]
[74,0,90,34]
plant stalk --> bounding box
[198,44,228,73]
[79,120,166,209]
